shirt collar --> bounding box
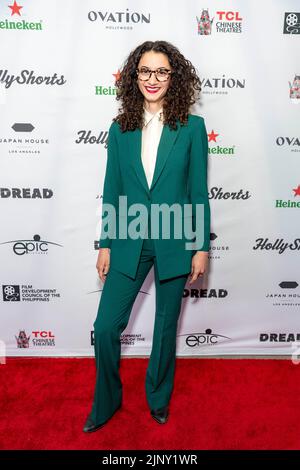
[143,106,163,126]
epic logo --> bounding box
[0,234,63,255]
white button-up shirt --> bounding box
[141,106,164,189]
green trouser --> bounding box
[90,234,189,426]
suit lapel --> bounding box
[128,119,181,194]
[150,122,180,191]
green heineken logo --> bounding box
[208,130,235,155]
[95,70,120,96]
[0,1,42,31]
[276,185,300,208]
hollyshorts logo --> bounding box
[90,331,145,347]
[183,287,228,299]
[283,12,300,34]
[196,9,243,35]
[75,129,108,149]
[276,135,300,153]
[0,187,53,199]
[0,234,63,255]
[177,329,231,350]
[87,8,150,31]
[95,70,120,97]
[0,122,49,156]
[208,129,236,157]
[253,238,300,254]
[2,284,61,302]
[0,1,43,31]
[0,69,66,89]
[200,74,246,96]
[15,330,55,348]
[265,281,300,308]
[289,75,300,101]
[275,184,300,209]
[209,187,251,200]
[207,232,230,261]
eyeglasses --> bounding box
[136,67,172,82]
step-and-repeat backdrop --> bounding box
[1,1,299,358]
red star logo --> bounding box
[8,1,23,16]
[112,70,121,83]
[207,130,219,142]
[292,185,300,197]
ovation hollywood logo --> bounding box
[208,129,236,157]
[177,329,231,349]
[276,134,300,153]
[275,184,300,209]
[88,8,150,30]
[0,122,49,156]
[0,1,43,31]
[200,74,245,96]
[2,284,61,302]
[196,9,243,34]
[0,234,63,255]
[0,69,66,89]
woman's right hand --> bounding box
[96,248,110,282]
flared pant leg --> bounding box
[90,239,154,425]
[145,258,189,410]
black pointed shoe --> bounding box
[83,403,122,433]
[150,405,169,424]
[83,413,107,433]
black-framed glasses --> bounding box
[136,67,172,82]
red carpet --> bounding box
[0,357,299,450]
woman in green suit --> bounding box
[83,40,210,432]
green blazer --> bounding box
[99,114,210,281]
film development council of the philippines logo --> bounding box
[283,12,300,34]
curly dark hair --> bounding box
[113,40,202,132]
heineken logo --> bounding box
[95,70,121,96]
[0,1,43,31]
[208,129,235,156]
[276,185,300,208]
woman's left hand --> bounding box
[189,251,209,284]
